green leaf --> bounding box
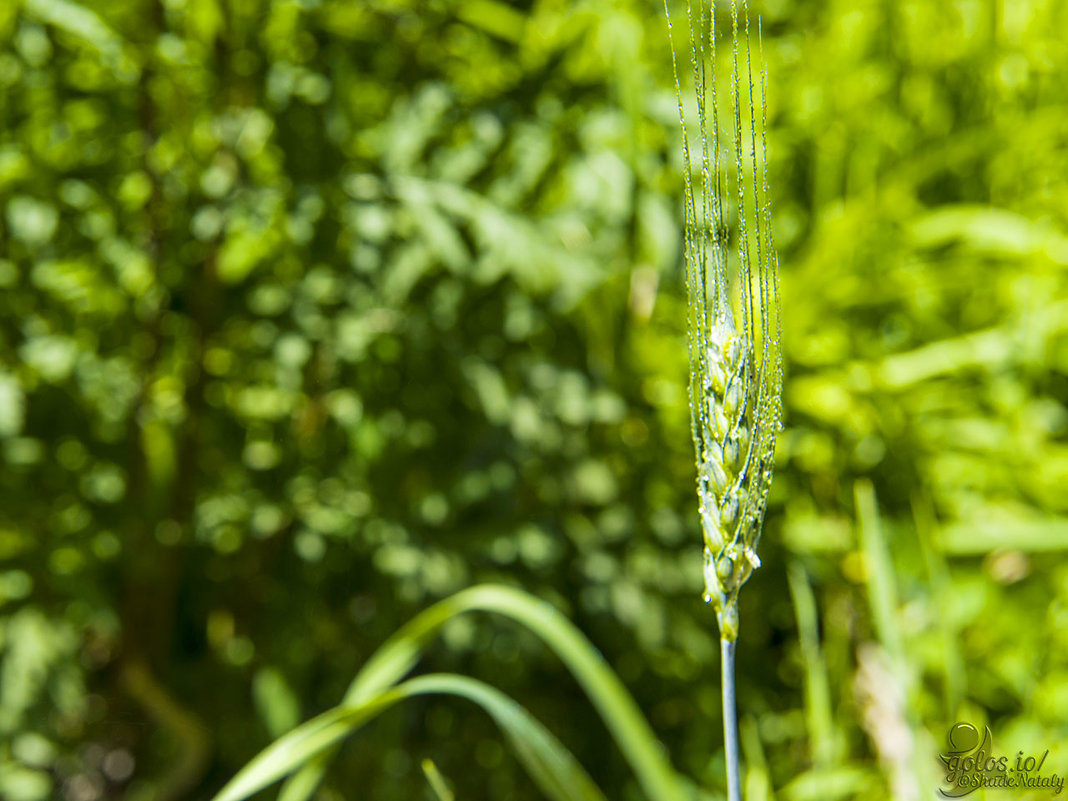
[780,766,872,801]
[211,699,386,801]
[855,481,902,663]
[421,759,455,801]
[786,562,835,768]
[279,584,685,801]
[23,0,134,77]
[252,667,300,738]
[213,673,607,801]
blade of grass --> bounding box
[213,673,609,801]
[278,584,685,801]
[911,494,966,718]
[786,562,834,768]
[854,481,902,665]
[855,481,941,799]
[779,765,871,801]
[740,716,775,801]
[422,759,455,801]
[213,697,394,801]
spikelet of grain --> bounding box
[664,0,783,641]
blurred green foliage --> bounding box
[0,0,1066,799]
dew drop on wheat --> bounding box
[702,546,717,604]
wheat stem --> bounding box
[666,0,780,797]
[721,636,741,801]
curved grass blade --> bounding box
[214,698,392,801]
[279,584,685,801]
[422,759,455,801]
[212,673,607,801]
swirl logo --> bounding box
[938,722,1063,797]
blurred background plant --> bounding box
[0,0,1066,800]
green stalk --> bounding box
[721,637,741,801]
[664,0,782,795]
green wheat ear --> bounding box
[664,0,783,642]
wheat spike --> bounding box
[665,0,783,641]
